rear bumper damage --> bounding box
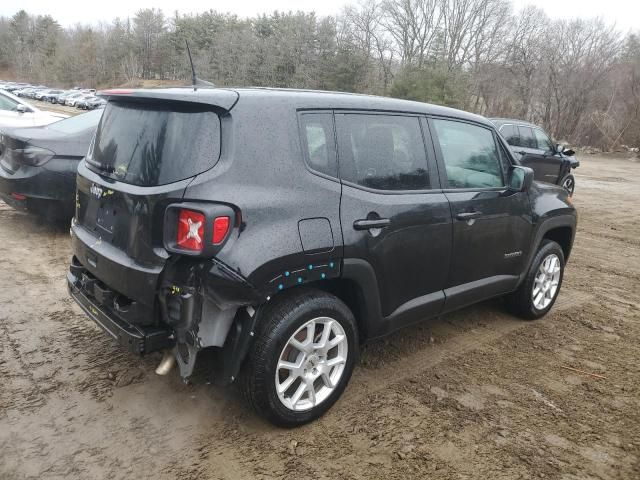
[68,236,263,383]
[67,259,174,355]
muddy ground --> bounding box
[0,155,639,480]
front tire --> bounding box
[561,174,575,196]
[505,240,565,320]
[241,288,358,427]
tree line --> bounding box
[0,1,638,149]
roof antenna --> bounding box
[185,40,215,90]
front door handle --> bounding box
[456,211,483,221]
[353,218,391,230]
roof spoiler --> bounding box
[97,88,239,112]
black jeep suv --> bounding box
[67,87,577,426]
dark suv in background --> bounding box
[67,88,577,426]
[491,118,579,195]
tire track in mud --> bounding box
[182,290,598,480]
[348,289,593,403]
[48,307,157,400]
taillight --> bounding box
[177,209,205,251]
[212,216,230,244]
[164,203,236,256]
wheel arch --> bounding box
[523,214,576,283]
[542,225,574,261]
[254,258,383,343]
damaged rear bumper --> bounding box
[67,258,174,355]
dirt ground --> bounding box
[0,154,638,480]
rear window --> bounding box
[86,101,220,186]
[48,109,102,134]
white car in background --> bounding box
[0,89,68,128]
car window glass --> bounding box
[533,128,554,152]
[432,119,504,189]
[335,113,429,190]
[499,124,519,146]
[299,112,337,177]
[0,93,19,111]
[518,126,537,149]
[87,101,220,187]
[48,109,103,134]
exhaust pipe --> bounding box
[155,349,176,376]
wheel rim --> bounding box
[532,253,561,310]
[275,316,348,412]
[563,177,574,195]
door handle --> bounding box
[456,211,483,221]
[353,218,391,230]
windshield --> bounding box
[48,109,103,134]
[86,101,221,186]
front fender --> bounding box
[520,212,577,286]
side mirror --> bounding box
[508,166,534,192]
[555,144,565,154]
[16,104,27,114]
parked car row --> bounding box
[0,81,105,110]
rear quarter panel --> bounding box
[183,96,343,298]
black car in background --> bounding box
[491,118,579,195]
[0,109,102,220]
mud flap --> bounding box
[215,306,260,386]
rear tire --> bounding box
[241,288,358,427]
[505,240,565,320]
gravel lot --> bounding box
[30,98,82,116]
[0,154,638,480]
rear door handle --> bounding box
[353,218,391,230]
[456,211,483,221]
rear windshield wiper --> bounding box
[85,157,115,174]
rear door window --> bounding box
[86,101,220,186]
[518,126,537,149]
[432,118,504,189]
[499,124,519,146]
[335,113,430,191]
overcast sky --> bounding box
[2,0,638,34]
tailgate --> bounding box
[73,162,192,306]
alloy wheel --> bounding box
[562,176,574,195]
[532,253,561,310]
[275,316,348,412]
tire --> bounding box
[505,240,565,320]
[241,287,358,427]
[561,174,575,196]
